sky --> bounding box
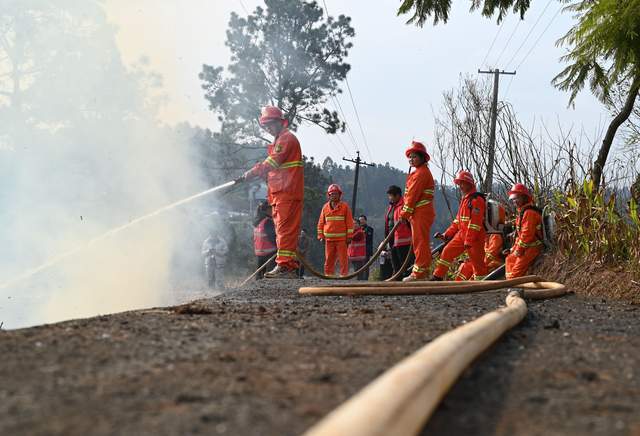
[103,0,607,171]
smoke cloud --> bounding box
[0,2,213,328]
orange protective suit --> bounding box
[399,164,435,279]
[246,129,303,270]
[434,190,488,280]
[317,201,354,276]
[455,233,504,281]
[506,203,543,278]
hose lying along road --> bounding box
[296,222,403,280]
[299,275,566,299]
[300,278,568,436]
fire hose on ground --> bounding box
[300,276,569,436]
[295,221,404,280]
[239,224,447,285]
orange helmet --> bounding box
[327,184,342,197]
[508,183,531,200]
[454,170,475,186]
[259,106,286,126]
[404,140,431,162]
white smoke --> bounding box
[0,2,213,328]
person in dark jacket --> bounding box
[385,185,414,280]
[253,201,277,279]
[357,215,374,280]
[297,228,310,278]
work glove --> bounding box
[234,173,247,184]
[434,232,448,241]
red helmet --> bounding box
[327,184,342,196]
[454,170,475,186]
[405,140,431,161]
[259,106,286,126]
[508,183,531,200]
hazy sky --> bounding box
[104,0,606,171]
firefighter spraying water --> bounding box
[239,106,304,279]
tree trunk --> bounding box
[592,75,640,190]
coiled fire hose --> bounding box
[300,276,569,436]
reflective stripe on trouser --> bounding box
[273,199,302,269]
[409,207,434,279]
[505,246,542,278]
[433,233,487,279]
[325,239,349,276]
[455,261,474,282]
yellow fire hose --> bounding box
[294,222,403,280]
[239,225,447,285]
[300,278,569,436]
[237,254,277,287]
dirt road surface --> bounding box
[1,278,639,436]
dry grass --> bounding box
[533,253,640,304]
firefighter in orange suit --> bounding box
[317,184,354,277]
[242,106,303,278]
[432,171,488,281]
[399,141,435,282]
[505,183,544,278]
[455,203,505,280]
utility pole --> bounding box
[478,68,516,193]
[342,151,375,213]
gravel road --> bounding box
[1,278,638,436]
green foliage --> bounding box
[397,0,532,26]
[552,0,640,105]
[554,180,640,266]
[199,0,354,145]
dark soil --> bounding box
[1,278,639,436]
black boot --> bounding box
[429,275,442,281]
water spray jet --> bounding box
[0,180,239,290]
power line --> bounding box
[237,0,249,14]
[322,0,330,15]
[480,18,507,69]
[331,94,360,152]
[504,0,554,69]
[323,122,350,156]
[514,6,562,71]
[321,0,371,161]
[344,77,373,161]
[493,19,521,67]
[503,6,562,101]
[332,129,351,155]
